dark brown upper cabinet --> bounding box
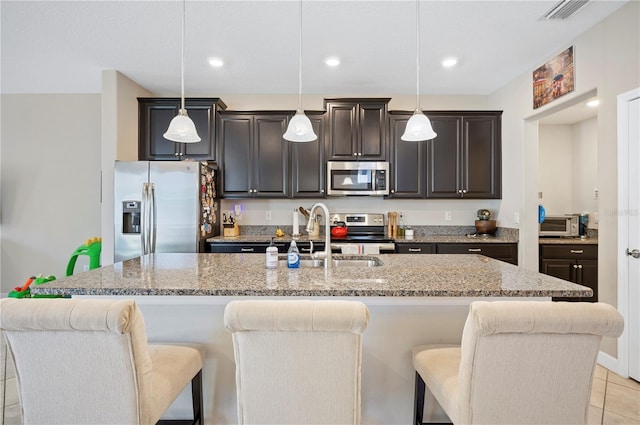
[218,111,290,199]
[388,112,426,198]
[388,110,502,199]
[325,98,390,161]
[290,112,326,198]
[426,111,502,199]
[138,98,226,161]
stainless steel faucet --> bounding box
[306,202,331,269]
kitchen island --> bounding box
[31,253,591,424]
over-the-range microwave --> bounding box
[539,215,580,237]
[326,161,389,196]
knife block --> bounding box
[223,223,239,237]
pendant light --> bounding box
[401,0,437,142]
[164,0,201,143]
[283,0,317,142]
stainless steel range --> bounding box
[329,213,395,254]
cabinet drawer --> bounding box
[208,242,286,253]
[436,243,517,265]
[540,244,597,260]
[396,243,435,254]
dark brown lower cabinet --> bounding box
[207,241,324,254]
[539,244,598,302]
[396,242,517,265]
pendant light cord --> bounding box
[297,0,303,112]
[415,0,420,111]
[181,0,186,111]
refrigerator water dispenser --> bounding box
[122,201,141,234]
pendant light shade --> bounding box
[401,0,436,142]
[164,0,200,143]
[164,109,201,143]
[283,0,317,142]
[403,109,437,141]
[284,111,317,142]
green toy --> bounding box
[66,237,102,276]
[8,274,61,298]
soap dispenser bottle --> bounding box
[287,240,300,269]
[266,237,278,269]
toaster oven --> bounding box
[539,215,580,237]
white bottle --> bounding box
[293,209,300,236]
[287,240,300,269]
[266,237,278,269]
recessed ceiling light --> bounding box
[586,99,600,108]
[208,57,224,68]
[325,57,340,67]
[441,57,458,68]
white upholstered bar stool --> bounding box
[0,298,204,425]
[413,301,624,425]
[224,299,370,425]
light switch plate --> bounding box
[445,211,452,221]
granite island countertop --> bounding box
[31,253,591,298]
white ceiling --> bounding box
[0,0,629,97]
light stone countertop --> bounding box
[31,253,591,298]
[539,237,598,245]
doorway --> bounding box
[617,87,640,381]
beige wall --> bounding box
[0,94,101,292]
[100,70,152,265]
[538,117,598,218]
[490,1,640,357]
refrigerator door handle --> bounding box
[141,183,148,255]
[149,183,157,254]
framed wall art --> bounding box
[533,46,575,109]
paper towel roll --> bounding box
[293,209,299,235]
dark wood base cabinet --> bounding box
[208,241,324,254]
[539,244,598,302]
[396,242,517,265]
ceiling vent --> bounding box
[543,0,590,20]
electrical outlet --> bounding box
[445,211,452,221]
[594,188,599,200]
[513,212,520,224]
[265,211,272,221]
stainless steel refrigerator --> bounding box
[114,161,220,262]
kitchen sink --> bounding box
[278,255,383,268]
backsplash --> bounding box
[237,224,519,239]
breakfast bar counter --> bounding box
[29,253,591,424]
[31,253,590,298]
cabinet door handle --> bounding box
[391,190,395,194]
[320,189,325,193]
[570,250,584,254]
[408,248,422,252]
[457,189,463,194]
[462,189,468,194]
[240,247,255,252]
[577,264,583,269]
[573,264,578,269]
[468,248,482,252]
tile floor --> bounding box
[1,335,639,424]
